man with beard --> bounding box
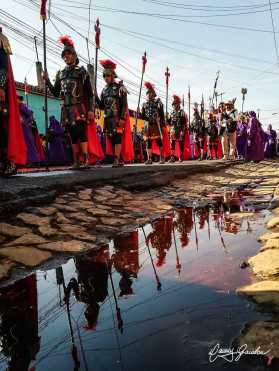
[44,35,94,169]
[141,82,166,164]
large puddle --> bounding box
[0,191,274,371]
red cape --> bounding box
[173,130,191,160]
[151,126,171,158]
[7,57,27,165]
[34,128,45,162]
[87,118,104,163]
[121,107,134,162]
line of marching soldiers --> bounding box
[0,28,273,176]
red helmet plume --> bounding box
[172,94,181,105]
[99,59,117,70]
[58,35,74,47]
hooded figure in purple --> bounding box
[18,96,40,164]
[246,111,265,162]
[48,116,69,165]
[265,124,277,158]
[236,114,248,159]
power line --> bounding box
[268,0,279,66]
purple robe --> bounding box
[48,116,70,165]
[19,103,40,164]
[246,116,265,162]
[236,121,247,158]
[265,129,277,158]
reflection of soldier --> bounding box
[113,231,139,296]
[196,207,209,230]
[174,208,193,247]
[65,246,109,330]
[0,275,40,371]
[147,217,173,267]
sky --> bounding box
[1,0,279,128]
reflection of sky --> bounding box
[2,0,279,128]
[28,210,268,370]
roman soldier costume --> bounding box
[207,112,219,160]
[141,82,166,164]
[46,35,94,168]
[190,103,206,160]
[0,28,26,175]
[96,59,133,167]
[168,95,188,162]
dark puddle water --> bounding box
[0,192,273,371]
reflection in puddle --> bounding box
[0,193,274,371]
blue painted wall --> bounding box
[16,89,61,134]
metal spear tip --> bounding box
[241,88,248,95]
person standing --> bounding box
[168,95,188,162]
[236,114,248,159]
[190,102,206,160]
[0,28,26,175]
[207,111,219,160]
[246,111,265,162]
[18,95,40,165]
[141,82,166,164]
[44,35,94,169]
[265,124,277,159]
[96,60,131,167]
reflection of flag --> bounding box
[24,78,29,96]
[40,0,47,19]
[95,18,100,49]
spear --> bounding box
[188,85,191,125]
[56,267,80,370]
[165,66,170,118]
[93,18,101,115]
[135,51,147,133]
[107,260,124,333]
[40,0,49,167]
[192,207,199,251]
[142,226,162,291]
[172,224,181,275]
[212,71,220,109]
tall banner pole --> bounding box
[188,85,191,124]
[40,0,49,170]
[212,71,220,109]
[93,18,100,115]
[165,66,170,118]
[135,51,147,133]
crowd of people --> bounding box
[0,28,277,176]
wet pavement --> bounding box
[0,196,274,371]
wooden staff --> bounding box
[135,51,147,133]
[93,18,100,114]
[165,66,170,118]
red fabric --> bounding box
[40,0,47,19]
[162,126,171,158]
[34,128,45,161]
[151,140,161,156]
[87,119,104,163]
[105,136,113,156]
[7,58,27,165]
[174,141,181,159]
[121,108,134,162]
[194,139,208,159]
[183,130,191,160]
[217,138,223,158]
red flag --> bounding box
[40,0,47,20]
[95,18,101,49]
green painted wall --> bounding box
[16,89,61,134]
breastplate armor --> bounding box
[102,83,120,119]
[170,109,183,131]
[143,99,161,123]
[60,67,84,106]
